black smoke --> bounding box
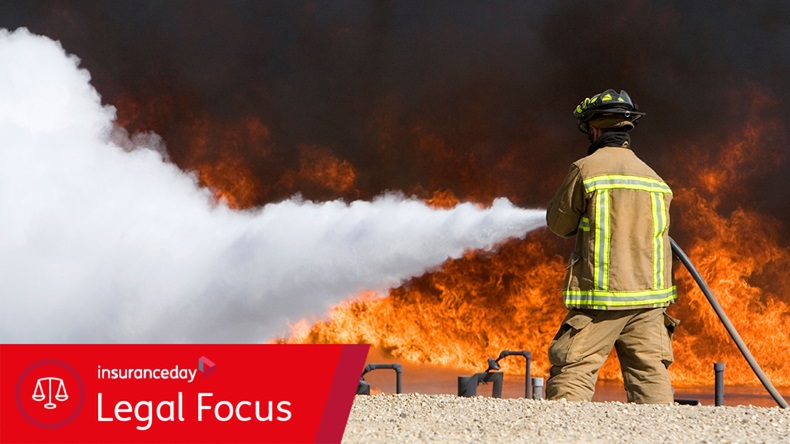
[2,0,789,230]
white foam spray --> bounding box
[0,28,546,343]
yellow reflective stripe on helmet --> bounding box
[563,286,677,308]
[583,175,672,194]
[651,192,668,289]
[578,216,590,232]
[602,93,613,101]
[593,191,610,290]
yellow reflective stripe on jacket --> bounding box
[578,216,590,232]
[563,286,677,308]
[583,173,672,308]
[593,191,611,290]
[651,192,668,289]
[583,175,672,194]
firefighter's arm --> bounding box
[546,165,586,238]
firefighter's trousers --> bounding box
[545,307,680,404]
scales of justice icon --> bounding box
[32,377,68,409]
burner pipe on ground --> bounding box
[457,372,504,398]
[495,350,532,399]
[715,362,725,406]
[531,377,544,400]
[357,363,403,395]
[670,237,789,409]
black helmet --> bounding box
[574,89,645,134]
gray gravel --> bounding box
[342,394,790,443]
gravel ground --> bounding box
[342,394,790,443]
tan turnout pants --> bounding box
[546,307,680,404]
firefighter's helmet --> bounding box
[574,89,645,134]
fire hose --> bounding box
[670,237,789,408]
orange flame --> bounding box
[667,89,790,385]
[115,89,790,388]
[278,145,357,196]
[285,233,569,378]
[284,88,790,388]
[185,116,272,209]
[113,94,359,207]
[424,189,461,209]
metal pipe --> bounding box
[670,238,788,408]
[487,372,504,398]
[496,350,532,399]
[360,363,403,394]
[715,362,725,407]
[457,372,504,398]
[356,378,371,395]
[458,375,476,397]
[531,377,544,400]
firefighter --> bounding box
[545,89,680,404]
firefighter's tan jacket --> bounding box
[546,145,676,310]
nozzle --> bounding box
[485,358,500,373]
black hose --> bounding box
[670,237,789,408]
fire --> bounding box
[424,189,461,209]
[115,89,790,388]
[185,116,271,209]
[278,145,357,196]
[195,159,259,209]
[11,0,790,394]
[113,94,359,206]
[285,233,568,378]
[667,90,790,386]
[284,89,790,388]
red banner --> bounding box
[0,344,369,443]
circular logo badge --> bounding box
[15,360,85,429]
